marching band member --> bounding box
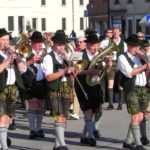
[21,31,47,139]
[106,26,127,110]
[74,30,105,146]
[42,30,74,150]
[118,35,150,150]
[138,39,150,146]
[0,28,26,150]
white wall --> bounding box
[0,0,89,36]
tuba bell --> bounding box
[16,34,32,58]
[86,41,119,86]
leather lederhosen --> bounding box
[74,49,104,112]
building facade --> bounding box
[87,0,150,37]
[109,0,150,37]
[87,0,108,35]
[0,0,89,36]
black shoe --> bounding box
[141,137,149,145]
[136,145,147,150]
[61,146,69,150]
[117,105,122,110]
[106,104,114,110]
[37,130,45,138]
[80,137,96,147]
[53,146,62,150]
[29,131,37,139]
[7,137,11,147]
[93,130,101,139]
[123,142,136,150]
[8,119,16,130]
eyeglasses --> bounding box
[138,36,144,38]
[107,31,113,33]
[77,41,84,43]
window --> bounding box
[32,18,37,29]
[41,0,46,5]
[127,0,132,3]
[136,19,141,33]
[62,18,66,30]
[128,20,133,35]
[114,0,120,4]
[18,16,24,31]
[80,0,84,5]
[8,16,14,31]
[62,0,66,5]
[41,18,46,31]
[80,17,84,30]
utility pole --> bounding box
[107,0,110,28]
[72,0,74,30]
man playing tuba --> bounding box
[74,30,106,146]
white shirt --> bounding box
[0,50,16,85]
[118,52,146,86]
[42,50,67,82]
[99,38,110,49]
[113,37,128,60]
[32,49,44,81]
[113,37,128,53]
[86,49,99,61]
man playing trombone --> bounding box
[42,30,74,150]
[0,28,26,150]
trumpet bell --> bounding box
[74,59,88,72]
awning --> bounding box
[139,15,150,26]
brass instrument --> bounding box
[62,50,89,100]
[74,59,88,72]
[15,34,32,58]
[140,47,150,87]
[86,41,119,86]
[7,35,36,76]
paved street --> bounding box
[8,103,150,150]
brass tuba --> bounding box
[86,41,119,86]
[16,34,32,58]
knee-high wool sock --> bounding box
[131,124,142,145]
[84,116,94,139]
[0,127,8,150]
[108,88,113,106]
[54,122,66,147]
[94,111,102,130]
[36,113,43,131]
[28,113,36,131]
[140,117,147,138]
[125,123,133,144]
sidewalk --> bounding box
[8,103,150,150]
